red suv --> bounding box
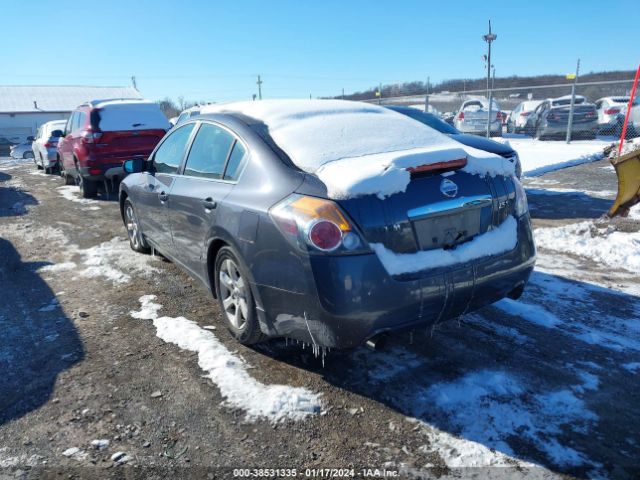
[58,99,170,197]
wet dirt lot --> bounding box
[0,157,639,479]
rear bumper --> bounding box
[540,123,598,137]
[254,214,536,349]
[79,155,131,181]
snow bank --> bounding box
[56,186,99,205]
[131,295,321,422]
[500,138,609,177]
[201,100,514,199]
[534,221,640,273]
[95,100,170,132]
[371,215,518,275]
[494,298,560,328]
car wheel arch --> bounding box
[205,233,263,311]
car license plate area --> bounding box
[413,209,482,251]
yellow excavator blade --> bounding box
[608,148,640,217]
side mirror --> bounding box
[51,130,64,138]
[123,158,146,174]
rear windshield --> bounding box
[552,97,585,106]
[462,101,499,112]
[611,97,638,106]
[93,102,170,132]
[395,108,458,134]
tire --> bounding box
[123,199,151,254]
[23,151,34,160]
[60,161,75,185]
[78,176,98,198]
[215,246,266,345]
[44,167,52,175]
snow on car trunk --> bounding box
[201,100,515,199]
[131,295,321,422]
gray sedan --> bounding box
[119,102,535,350]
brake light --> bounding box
[80,130,103,143]
[604,108,620,115]
[270,195,366,254]
[520,112,531,117]
[44,142,55,148]
[496,111,503,121]
[407,158,467,175]
[457,111,464,120]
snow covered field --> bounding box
[499,136,611,176]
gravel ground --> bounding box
[0,157,639,479]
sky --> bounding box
[2,0,638,104]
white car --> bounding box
[32,120,67,173]
[507,100,542,134]
[595,97,639,135]
[9,137,35,159]
[453,99,502,136]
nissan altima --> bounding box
[119,100,535,350]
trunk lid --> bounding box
[338,171,516,254]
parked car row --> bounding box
[25,99,171,198]
[437,94,640,140]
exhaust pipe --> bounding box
[365,333,387,351]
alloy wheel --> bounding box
[125,204,140,249]
[218,258,248,330]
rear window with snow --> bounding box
[202,100,459,172]
[200,100,514,199]
[93,101,171,132]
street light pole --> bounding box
[483,20,497,138]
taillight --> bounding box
[603,108,620,115]
[457,111,465,120]
[520,112,531,117]
[270,194,368,254]
[496,111,503,121]
[44,142,54,148]
[80,130,103,143]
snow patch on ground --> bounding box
[78,237,159,284]
[534,221,640,273]
[131,295,321,422]
[424,369,599,468]
[38,262,77,273]
[494,298,560,328]
[57,186,99,205]
[372,216,517,275]
[499,138,609,177]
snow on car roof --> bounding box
[201,100,514,199]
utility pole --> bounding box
[566,59,580,144]
[131,75,137,90]
[483,20,497,138]
[378,82,382,105]
[256,75,263,100]
[424,76,430,113]
[342,88,345,100]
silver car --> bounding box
[32,120,67,173]
[595,97,639,136]
[454,99,502,137]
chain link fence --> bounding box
[362,79,638,140]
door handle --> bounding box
[203,198,217,210]
[158,191,169,202]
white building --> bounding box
[0,85,143,142]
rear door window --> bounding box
[183,123,235,180]
[153,123,195,175]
